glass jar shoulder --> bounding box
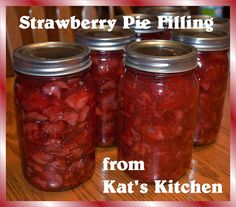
[121,67,199,96]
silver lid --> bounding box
[142,6,190,16]
[76,26,136,51]
[116,14,164,34]
[13,42,91,76]
[125,40,197,73]
[191,15,229,32]
[172,29,229,51]
[213,17,229,31]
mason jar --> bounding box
[141,6,190,40]
[76,27,136,147]
[116,14,165,41]
[119,40,199,182]
[172,30,229,145]
[13,42,96,191]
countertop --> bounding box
[6,77,230,201]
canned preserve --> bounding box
[119,40,199,181]
[13,42,96,191]
[173,30,229,145]
[76,27,136,147]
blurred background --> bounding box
[6,6,230,77]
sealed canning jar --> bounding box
[172,30,229,145]
[76,27,135,147]
[116,14,165,41]
[13,42,95,191]
[119,40,199,182]
[141,6,190,40]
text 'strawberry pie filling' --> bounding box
[76,27,136,147]
[13,42,96,191]
[119,40,199,182]
[173,30,229,145]
[116,14,165,41]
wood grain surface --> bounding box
[6,77,230,201]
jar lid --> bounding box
[13,42,91,76]
[142,6,190,16]
[191,15,229,32]
[172,29,229,51]
[116,14,164,34]
[125,40,197,73]
[75,26,136,51]
[213,17,229,31]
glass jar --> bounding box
[13,42,95,191]
[172,30,229,145]
[119,40,199,182]
[141,6,190,40]
[76,27,135,147]
[116,14,165,41]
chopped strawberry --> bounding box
[32,162,44,173]
[74,129,90,146]
[100,80,116,91]
[137,91,151,106]
[24,122,41,142]
[22,90,49,111]
[41,121,66,138]
[41,171,63,189]
[47,159,66,174]
[43,106,64,121]
[77,106,90,123]
[63,110,79,126]
[42,81,69,99]
[174,110,184,122]
[70,159,86,177]
[31,176,48,190]
[30,151,54,165]
[24,112,48,122]
[65,92,90,111]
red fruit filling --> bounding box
[15,72,95,191]
[118,67,199,182]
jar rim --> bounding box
[125,40,198,73]
[13,42,91,76]
[75,26,136,51]
[142,6,190,16]
[172,29,229,51]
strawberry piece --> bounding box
[41,171,63,189]
[30,151,54,165]
[63,110,79,126]
[137,91,151,106]
[42,81,69,99]
[70,159,86,177]
[41,121,66,138]
[60,142,83,161]
[31,176,48,190]
[78,106,90,122]
[100,80,116,91]
[65,92,90,111]
[24,122,41,142]
[24,112,48,122]
[46,159,67,174]
[74,129,92,146]
[22,90,49,111]
[43,106,64,121]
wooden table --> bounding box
[6,77,230,201]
